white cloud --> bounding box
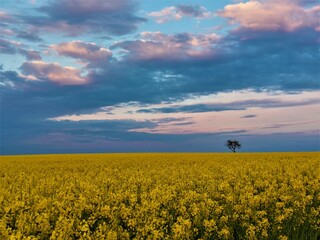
[218,0,320,31]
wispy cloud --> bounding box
[135,98,320,114]
[148,4,212,23]
[241,114,257,118]
[16,30,43,42]
[0,38,42,61]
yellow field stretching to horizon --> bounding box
[0,153,319,240]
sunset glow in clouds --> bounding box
[0,0,319,154]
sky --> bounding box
[0,0,319,154]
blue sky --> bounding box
[0,0,319,154]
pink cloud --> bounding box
[113,32,220,61]
[20,61,89,85]
[218,0,320,32]
[51,41,112,67]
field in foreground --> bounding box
[0,153,319,240]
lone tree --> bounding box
[226,139,241,153]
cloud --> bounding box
[171,121,195,126]
[176,4,211,18]
[0,11,20,36]
[0,10,15,24]
[112,32,220,61]
[16,30,43,42]
[152,117,192,124]
[148,4,212,23]
[135,98,320,113]
[18,49,42,61]
[293,0,319,5]
[218,0,320,32]
[24,0,145,36]
[51,41,112,67]
[241,114,257,118]
[0,28,14,37]
[0,39,23,54]
[17,73,39,82]
[0,38,42,61]
[20,61,89,85]
[261,120,318,129]
[136,104,242,113]
[0,10,43,42]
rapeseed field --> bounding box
[0,153,319,239]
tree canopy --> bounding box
[226,140,241,153]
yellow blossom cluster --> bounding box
[0,152,319,239]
